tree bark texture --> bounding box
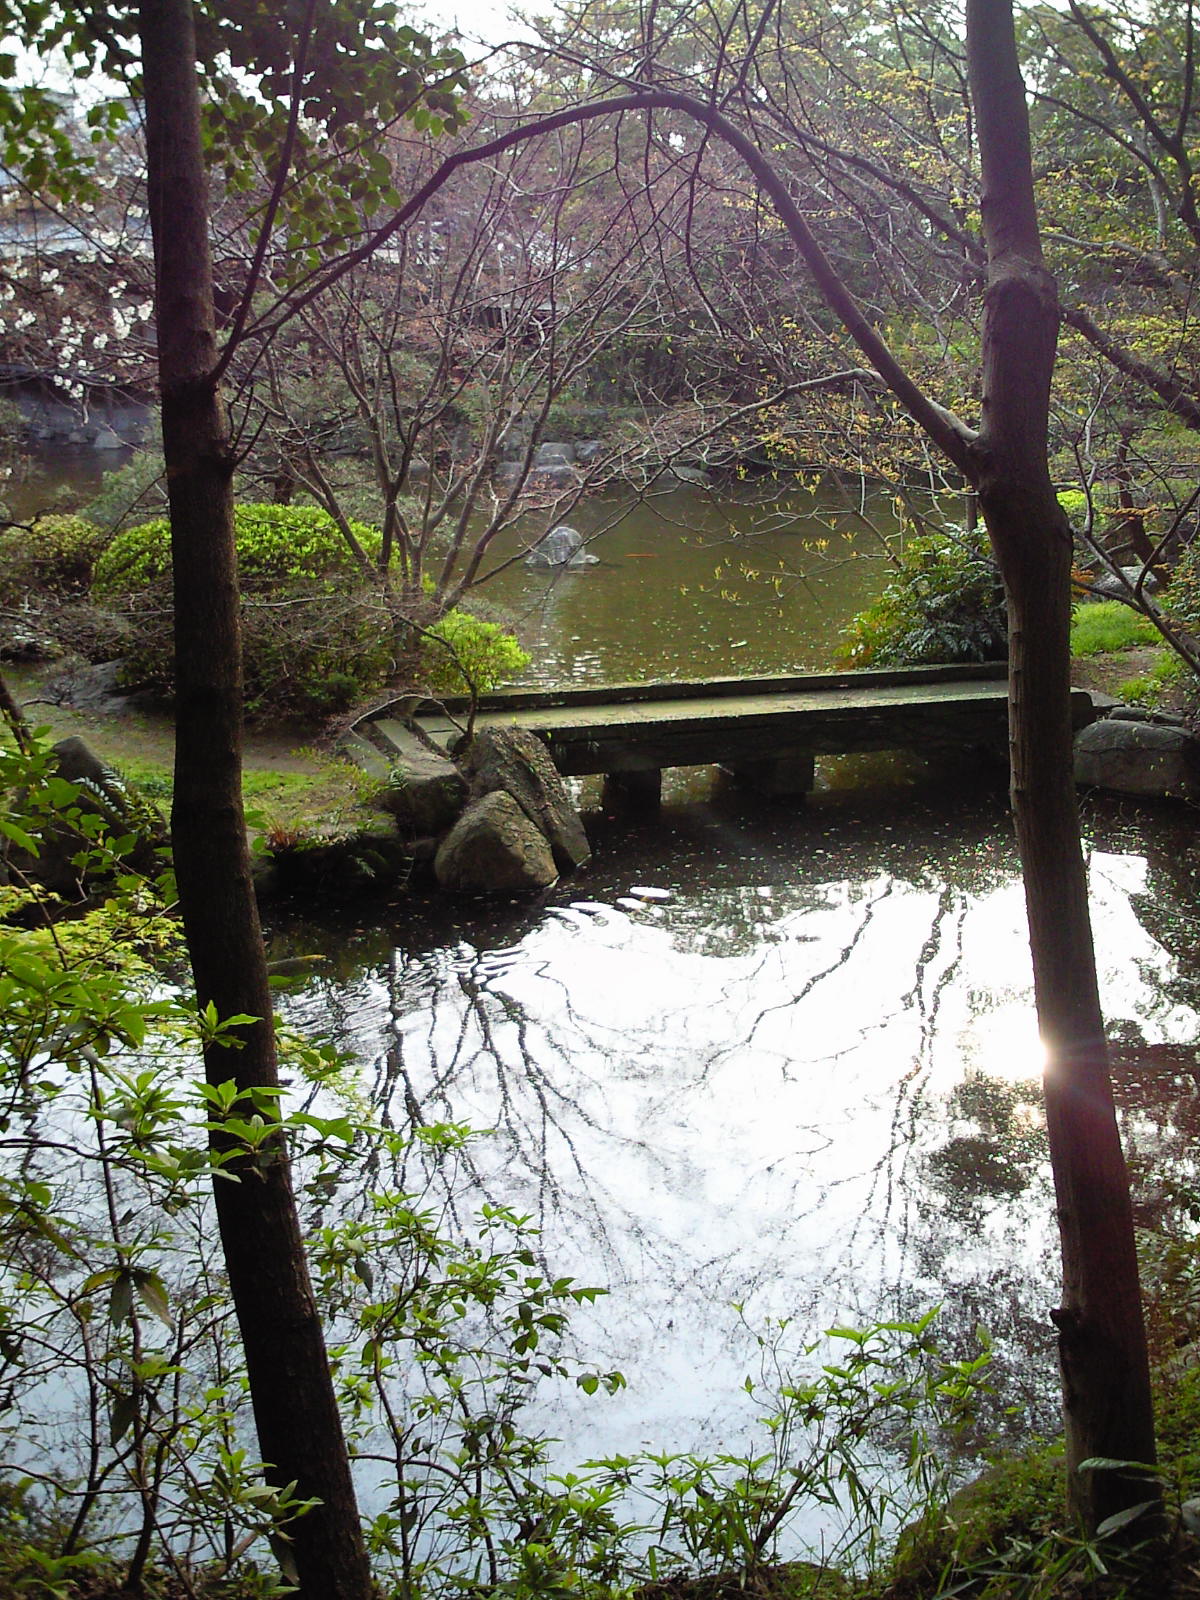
[138,5,373,1594]
[966,0,1157,1530]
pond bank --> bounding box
[10,637,1200,908]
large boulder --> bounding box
[524,525,599,569]
[1074,714,1200,797]
[434,791,558,894]
[534,440,576,467]
[1091,565,1161,599]
[375,741,468,836]
[461,727,591,873]
[530,463,577,491]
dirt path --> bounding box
[7,664,325,776]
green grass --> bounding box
[1070,600,1159,657]
[110,755,382,840]
[1117,654,1187,708]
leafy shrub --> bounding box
[1070,599,1159,657]
[0,513,112,604]
[419,608,530,696]
[92,504,527,718]
[93,501,380,597]
[841,527,1007,668]
[93,505,390,717]
[110,576,393,718]
[42,600,133,663]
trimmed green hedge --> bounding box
[93,502,379,597]
[90,503,527,718]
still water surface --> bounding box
[266,482,1200,1481]
[272,738,1200,1477]
[472,479,893,685]
[29,460,1200,1500]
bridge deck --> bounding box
[357,664,1097,786]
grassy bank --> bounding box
[6,663,381,846]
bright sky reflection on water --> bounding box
[278,787,1200,1484]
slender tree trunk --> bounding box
[966,0,1157,1530]
[138,6,372,1594]
[0,664,31,752]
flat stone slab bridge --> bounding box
[354,662,1100,804]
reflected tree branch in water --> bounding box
[697,878,898,1079]
[874,886,970,1279]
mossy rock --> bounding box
[256,818,414,897]
[636,1561,851,1600]
[885,1444,1066,1596]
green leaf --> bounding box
[1095,1499,1159,1538]
[108,1272,133,1327]
[109,1390,137,1446]
[132,1269,174,1330]
[1077,1457,1161,1475]
[0,818,38,854]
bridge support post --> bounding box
[724,752,816,798]
[601,768,662,812]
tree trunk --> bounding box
[138,6,372,1594]
[966,0,1158,1530]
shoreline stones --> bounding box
[429,727,590,893]
[1074,706,1200,799]
[433,791,558,893]
[332,722,592,898]
[460,728,591,875]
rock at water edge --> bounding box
[1074,718,1200,797]
[461,727,591,873]
[374,741,468,836]
[434,791,558,894]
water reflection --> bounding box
[273,786,1200,1464]
[482,484,892,687]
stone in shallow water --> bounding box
[461,727,590,874]
[524,525,599,569]
[434,791,558,894]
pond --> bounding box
[18,457,1200,1553]
[478,478,895,686]
[258,461,1200,1505]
